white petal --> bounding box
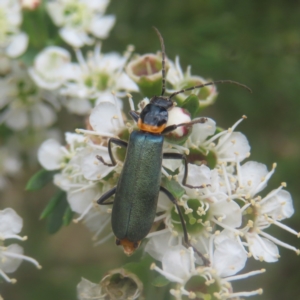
[81,149,115,181]
[6,32,28,58]
[29,46,72,89]
[116,73,139,92]
[166,59,180,85]
[210,200,242,228]
[88,0,110,12]
[5,107,29,130]
[161,246,192,282]
[34,46,70,72]
[0,208,23,236]
[65,132,86,145]
[38,139,64,170]
[240,161,268,195]
[59,27,86,48]
[0,244,23,273]
[179,164,211,187]
[247,234,279,262]
[191,118,216,144]
[162,149,182,172]
[89,102,121,134]
[144,232,172,261]
[30,103,56,128]
[64,97,92,115]
[83,208,110,235]
[67,186,99,214]
[46,2,64,26]
[53,173,71,191]
[261,190,294,219]
[28,68,61,90]
[214,237,247,277]
[90,15,116,39]
[218,132,250,162]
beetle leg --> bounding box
[163,153,209,189]
[97,138,128,166]
[161,117,207,134]
[97,186,117,205]
[159,186,210,266]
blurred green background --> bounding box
[2,0,300,299]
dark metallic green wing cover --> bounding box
[112,130,164,242]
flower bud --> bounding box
[126,53,168,97]
[164,107,192,144]
[77,277,103,300]
[174,76,218,108]
[100,268,143,300]
[21,0,40,10]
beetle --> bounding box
[97,28,251,265]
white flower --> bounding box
[0,0,28,58]
[38,131,115,229]
[148,243,264,300]
[0,208,41,283]
[0,208,25,241]
[88,101,125,136]
[186,116,250,167]
[83,207,112,246]
[46,0,115,47]
[29,46,79,90]
[0,244,41,283]
[223,160,300,262]
[59,44,137,114]
[0,62,57,131]
[166,56,217,106]
[38,139,65,170]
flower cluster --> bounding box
[0,208,41,284]
[0,0,28,58]
[1,0,298,298]
[37,60,299,298]
[29,43,138,115]
[46,0,115,47]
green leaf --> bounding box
[26,169,57,191]
[123,254,153,286]
[63,206,74,226]
[161,177,185,199]
[151,275,170,287]
[181,94,200,119]
[46,192,69,234]
[40,190,66,220]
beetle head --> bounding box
[137,102,169,133]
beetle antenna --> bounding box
[153,27,166,96]
[169,80,252,99]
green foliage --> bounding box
[161,177,185,199]
[26,169,57,191]
[181,95,200,118]
[45,190,70,234]
[151,275,170,287]
[39,190,71,234]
